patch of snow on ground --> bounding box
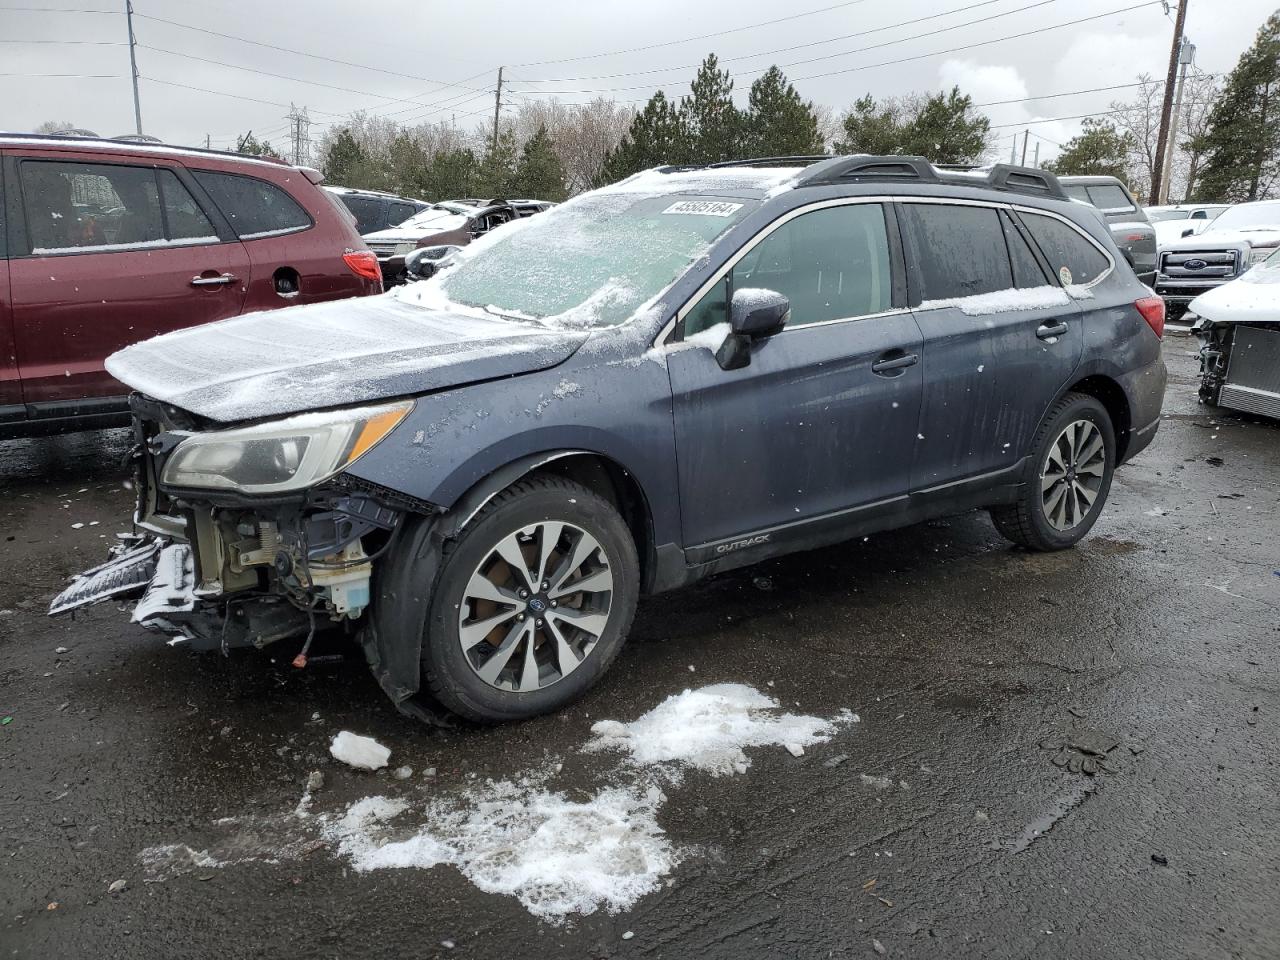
[322,782,674,922]
[329,731,391,771]
[586,683,849,777]
[918,285,1070,316]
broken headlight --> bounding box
[161,401,413,495]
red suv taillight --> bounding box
[1135,295,1165,339]
[342,250,382,283]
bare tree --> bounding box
[1109,74,1163,198]
[1172,71,1221,201]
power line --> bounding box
[514,0,1047,84]
[0,72,125,78]
[0,4,117,10]
[137,75,347,118]
[974,79,1162,108]
[989,108,1127,128]
[130,12,490,94]
[0,38,125,44]
[509,1,1160,96]
[510,0,873,68]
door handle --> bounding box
[1036,321,1069,339]
[871,351,919,375]
[190,273,237,287]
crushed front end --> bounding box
[1194,318,1280,419]
[49,394,425,653]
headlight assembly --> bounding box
[161,400,413,494]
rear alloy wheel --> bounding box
[990,392,1115,551]
[422,476,638,722]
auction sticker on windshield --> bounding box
[662,200,744,217]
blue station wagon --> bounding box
[52,155,1168,724]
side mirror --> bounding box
[1181,227,1195,238]
[404,245,460,282]
[716,288,790,371]
[729,287,790,338]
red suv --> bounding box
[0,135,382,437]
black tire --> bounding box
[990,392,1116,551]
[420,475,639,723]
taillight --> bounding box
[1124,233,1146,242]
[342,250,382,283]
[1135,295,1165,339]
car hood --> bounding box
[105,293,588,423]
[364,212,470,244]
[1163,227,1280,251]
[1189,262,1280,325]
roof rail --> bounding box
[788,154,1067,200]
[0,131,291,166]
[706,155,832,169]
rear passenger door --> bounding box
[7,155,249,409]
[0,162,20,424]
[898,200,1083,492]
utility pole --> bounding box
[286,103,312,166]
[124,0,143,136]
[1020,129,1029,166]
[1160,39,1196,203]
[205,133,210,149]
[1010,136,1017,163]
[1033,141,1040,169]
[1150,0,1189,205]
[492,66,504,149]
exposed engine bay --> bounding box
[49,395,426,655]
[1195,318,1280,420]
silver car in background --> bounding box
[1059,175,1158,285]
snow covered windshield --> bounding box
[1207,204,1280,232]
[434,192,756,327]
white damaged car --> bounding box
[1191,247,1280,418]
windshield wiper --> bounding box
[482,304,550,326]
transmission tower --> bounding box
[286,104,312,167]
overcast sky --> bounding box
[2,0,1275,164]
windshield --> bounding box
[1147,209,1190,222]
[1207,203,1280,232]
[434,192,756,327]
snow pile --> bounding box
[330,731,391,771]
[586,683,851,777]
[322,782,674,921]
[670,322,731,353]
[918,285,1070,316]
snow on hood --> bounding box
[363,209,470,243]
[1163,227,1280,252]
[1189,260,1280,325]
[105,294,588,423]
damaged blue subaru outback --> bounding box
[51,156,1167,724]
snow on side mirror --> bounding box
[717,288,790,371]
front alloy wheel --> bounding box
[421,475,639,722]
[460,522,614,692]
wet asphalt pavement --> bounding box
[1,335,1278,960]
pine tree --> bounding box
[476,128,518,198]
[509,125,568,201]
[1193,11,1280,202]
[420,148,477,200]
[236,132,282,160]
[387,133,428,197]
[597,91,688,184]
[1045,119,1133,179]
[323,129,369,186]
[833,95,904,156]
[910,88,990,165]
[834,87,989,163]
[744,66,824,157]
[680,54,741,164]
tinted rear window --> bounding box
[340,195,382,234]
[1022,212,1111,285]
[193,171,311,239]
[900,203,1012,300]
[1086,184,1135,211]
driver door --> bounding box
[666,201,925,554]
